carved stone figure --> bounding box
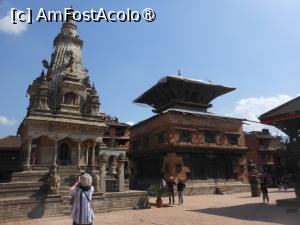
[49,166,61,194]
[42,59,50,70]
[92,172,101,192]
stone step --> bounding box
[63,210,71,216]
[62,205,72,210]
[30,165,51,171]
[11,171,48,182]
[0,181,48,198]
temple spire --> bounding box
[60,7,79,38]
[50,7,86,80]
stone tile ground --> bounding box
[2,189,299,225]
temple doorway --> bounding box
[59,143,70,165]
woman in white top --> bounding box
[69,173,94,225]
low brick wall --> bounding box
[0,191,147,222]
[185,183,250,195]
[0,195,63,222]
[103,191,148,212]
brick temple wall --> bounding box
[130,111,249,183]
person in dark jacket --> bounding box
[177,180,186,204]
[166,176,176,204]
[261,174,269,204]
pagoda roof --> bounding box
[133,75,235,113]
[131,108,243,129]
[259,96,300,124]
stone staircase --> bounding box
[0,170,49,199]
[57,165,82,215]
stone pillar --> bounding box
[91,143,96,167]
[117,154,126,192]
[99,154,108,193]
[77,142,81,168]
[85,144,90,165]
[25,138,32,169]
[52,140,58,167]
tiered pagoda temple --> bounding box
[130,75,250,194]
[259,96,300,199]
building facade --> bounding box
[245,129,286,185]
[129,76,249,190]
[259,96,300,198]
[0,136,22,181]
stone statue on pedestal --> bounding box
[248,160,260,197]
[48,166,61,194]
[92,172,101,192]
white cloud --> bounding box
[0,115,16,126]
[0,10,28,34]
[126,121,135,126]
[228,94,292,135]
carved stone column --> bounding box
[24,138,32,170]
[91,143,96,167]
[99,153,108,193]
[52,140,58,167]
[77,142,81,168]
[86,144,90,165]
[117,153,126,192]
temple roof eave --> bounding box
[259,96,300,122]
[133,75,235,112]
[24,116,107,127]
[130,108,243,129]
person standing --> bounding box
[177,180,186,205]
[70,173,94,225]
[160,177,166,189]
[261,174,269,204]
[166,176,176,205]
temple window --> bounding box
[259,139,269,148]
[179,131,192,143]
[116,128,125,137]
[261,153,270,161]
[175,163,182,173]
[228,134,239,145]
[205,132,216,144]
[156,131,165,144]
[63,92,77,105]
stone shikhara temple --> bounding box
[130,76,250,194]
[0,11,146,221]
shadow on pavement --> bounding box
[187,203,300,225]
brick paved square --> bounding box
[2,189,299,225]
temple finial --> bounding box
[178,70,181,76]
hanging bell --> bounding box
[109,165,117,175]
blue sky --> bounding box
[0,0,300,137]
